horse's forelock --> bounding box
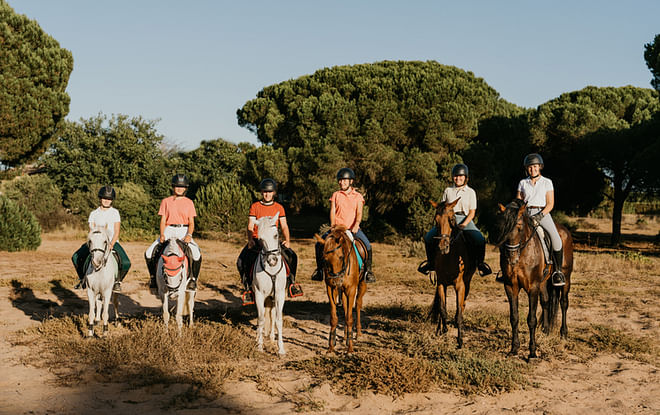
[494,200,524,244]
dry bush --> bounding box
[14,314,257,407]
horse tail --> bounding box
[428,288,441,323]
[547,280,561,331]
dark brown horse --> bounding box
[314,225,367,353]
[495,199,573,359]
[428,199,476,348]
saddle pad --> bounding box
[352,242,363,271]
[535,227,552,265]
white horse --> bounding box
[84,227,119,338]
[253,213,287,356]
[156,237,195,331]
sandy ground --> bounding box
[0,226,659,414]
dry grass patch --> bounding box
[13,314,257,407]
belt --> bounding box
[168,224,188,227]
[527,206,544,209]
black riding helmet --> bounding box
[259,178,277,192]
[336,167,356,181]
[523,153,544,168]
[451,163,469,177]
[98,185,116,200]
[171,174,189,188]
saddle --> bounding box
[352,237,367,280]
[532,223,554,265]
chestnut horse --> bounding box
[495,199,573,359]
[427,199,476,348]
[314,226,367,353]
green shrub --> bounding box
[113,182,159,232]
[406,197,434,239]
[195,177,253,235]
[0,174,74,231]
[551,210,578,233]
[0,195,41,251]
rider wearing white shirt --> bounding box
[513,153,565,287]
[72,186,131,292]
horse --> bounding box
[156,237,195,331]
[314,225,367,353]
[84,227,119,338]
[427,198,476,348]
[252,213,287,356]
[495,199,573,359]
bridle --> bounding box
[324,235,350,280]
[258,224,284,293]
[88,230,110,271]
[433,208,462,254]
[500,211,539,265]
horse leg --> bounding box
[539,283,550,334]
[101,290,111,338]
[326,285,338,353]
[355,279,367,341]
[560,287,569,339]
[527,287,540,359]
[455,281,466,349]
[187,291,195,328]
[438,285,448,335]
[344,286,357,353]
[269,300,276,343]
[162,293,170,329]
[505,284,520,356]
[175,290,184,334]
[86,286,95,338]
[275,291,286,356]
[255,291,266,352]
[111,292,121,327]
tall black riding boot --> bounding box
[551,249,566,287]
[417,239,434,275]
[146,254,158,289]
[187,257,202,291]
[364,248,375,283]
[311,242,324,281]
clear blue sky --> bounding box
[10,0,660,150]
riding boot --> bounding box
[476,246,492,277]
[364,248,375,283]
[186,257,201,291]
[287,275,304,298]
[146,254,158,289]
[241,270,255,306]
[417,239,434,275]
[310,242,324,281]
[113,251,123,293]
[551,249,566,287]
[72,244,89,289]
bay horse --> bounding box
[495,199,573,359]
[156,237,195,332]
[314,225,367,353]
[84,227,119,338]
[252,213,287,356]
[427,199,476,348]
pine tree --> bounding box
[0,194,41,251]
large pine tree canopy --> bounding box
[0,0,73,167]
[238,60,522,219]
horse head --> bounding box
[322,225,351,283]
[257,212,280,267]
[430,198,459,255]
[87,227,111,271]
[161,238,187,279]
[496,199,528,264]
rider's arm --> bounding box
[542,191,554,216]
[352,200,362,234]
[184,216,195,243]
[516,190,524,200]
[279,217,291,248]
[330,199,336,227]
[247,217,256,247]
[110,222,120,246]
[159,215,167,241]
[461,209,476,229]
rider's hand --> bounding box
[532,212,544,227]
[351,226,359,234]
[160,234,166,242]
[282,240,290,249]
[248,239,255,249]
[458,223,466,230]
[183,234,192,243]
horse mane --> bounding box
[494,198,527,246]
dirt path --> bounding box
[1,235,658,414]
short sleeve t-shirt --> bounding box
[517,176,554,207]
[441,185,477,215]
[249,201,286,238]
[88,207,121,240]
[330,188,364,229]
[158,196,196,225]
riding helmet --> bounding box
[451,163,469,177]
[171,174,190,188]
[336,167,356,181]
[98,185,116,200]
[259,178,277,192]
[523,153,544,168]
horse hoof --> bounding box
[528,352,538,360]
[278,350,286,357]
[507,351,518,357]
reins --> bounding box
[88,230,110,271]
[324,235,351,280]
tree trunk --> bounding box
[610,174,630,246]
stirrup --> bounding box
[288,283,304,298]
[478,262,492,277]
[365,271,376,283]
[311,269,323,281]
[74,280,85,290]
[242,290,255,306]
[186,279,197,292]
[112,282,121,293]
[417,260,431,275]
[495,272,506,283]
[551,272,566,287]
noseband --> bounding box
[324,238,350,280]
[88,231,109,271]
[501,214,538,264]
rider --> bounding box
[310,168,375,283]
[236,178,303,305]
[144,174,202,292]
[417,164,492,277]
[512,153,565,287]
[72,186,131,293]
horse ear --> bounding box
[448,197,460,209]
[498,203,506,213]
[272,212,280,222]
[313,234,324,244]
[517,202,527,216]
[429,200,438,209]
